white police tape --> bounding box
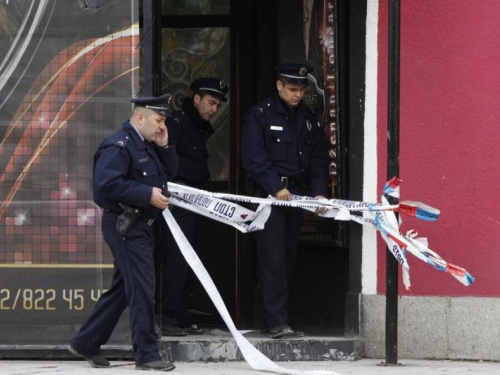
[162,208,342,375]
[163,180,473,373]
[167,180,474,289]
[169,188,271,233]
[168,183,399,214]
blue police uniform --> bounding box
[241,64,328,335]
[161,78,228,334]
[168,77,227,187]
[70,96,178,366]
[169,98,215,186]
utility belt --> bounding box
[280,176,304,189]
[138,215,156,226]
[115,205,156,237]
[115,187,170,237]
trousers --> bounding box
[256,204,303,328]
[71,212,160,364]
[161,206,197,327]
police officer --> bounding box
[161,77,228,336]
[69,94,178,371]
[241,63,329,338]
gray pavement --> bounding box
[1,359,499,375]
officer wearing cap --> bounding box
[160,77,228,336]
[241,63,329,338]
[69,94,178,371]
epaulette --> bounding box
[253,101,273,116]
[113,138,128,148]
[102,132,130,149]
[171,111,184,122]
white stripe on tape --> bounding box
[170,195,271,233]
[168,182,398,212]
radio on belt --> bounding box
[116,187,171,237]
[116,203,141,237]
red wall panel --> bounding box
[377,0,500,295]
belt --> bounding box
[105,208,155,226]
[280,176,302,189]
[138,216,156,226]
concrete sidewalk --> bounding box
[1,359,498,375]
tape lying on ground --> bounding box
[162,208,342,375]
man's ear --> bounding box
[276,80,283,92]
[135,110,147,126]
[193,93,201,104]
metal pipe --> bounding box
[142,0,161,96]
[385,0,400,365]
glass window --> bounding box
[0,0,136,345]
[161,27,230,180]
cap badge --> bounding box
[299,67,308,76]
[220,80,227,90]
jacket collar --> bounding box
[123,121,147,149]
[273,92,303,116]
[181,97,215,134]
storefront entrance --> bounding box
[148,0,350,335]
[0,0,351,351]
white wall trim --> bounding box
[362,0,379,295]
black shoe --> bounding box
[185,324,204,334]
[68,345,110,368]
[136,360,175,371]
[269,323,304,339]
[161,324,188,336]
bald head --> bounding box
[130,106,167,142]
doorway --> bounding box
[143,0,349,335]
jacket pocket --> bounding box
[265,127,292,161]
[131,156,159,185]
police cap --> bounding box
[131,93,173,117]
[190,77,228,102]
[275,63,313,85]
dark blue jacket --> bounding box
[93,121,178,218]
[168,97,214,186]
[241,93,329,197]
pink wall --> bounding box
[377,0,500,295]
